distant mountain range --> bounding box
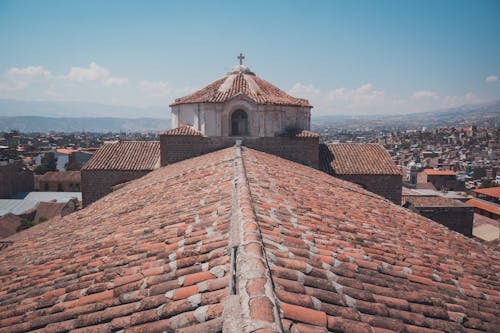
[0,99,168,118]
[0,98,499,132]
[0,116,171,133]
[0,99,170,132]
[312,100,500,130]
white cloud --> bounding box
[288,83,320,100]
[7,66,52,78]
[66,62,109,82]
[139,80,172,96]
[325,83,385,106]
[441,92,481,107]
[485,75,498,83]
[412,90,438,99]
[103,77,129,87]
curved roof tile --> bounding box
[0,147,498,332]
[82,141,160,171]
[171,72,312,108]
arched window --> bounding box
[231,110,248,136]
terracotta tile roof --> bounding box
[405,196,468,208]
[162,125,203,136]
[39,171,81,183]
[171,73,312,107]
[320,143,401,175]
[56,148,76,155]
[466,198,500,216]
[423,169,457,176]
[279,130,320,138]
[82,141,160,171]
[0,147,498,332]
[473,187,500,199]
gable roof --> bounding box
[170,69,311,107]
[405,196,469,208]
[0,147,498,332]
[82,141,160,171]
[473,187,500,199]
[162,125,203,136]
[320,143,401,175]
[422,169,457,176]
[466,198,500,216]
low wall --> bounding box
[336,174,403,205]
[81,170,151,207]
[160,135,319,168]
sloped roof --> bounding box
[83,141,160,171]
[405,196,469,208]
[466,198,500,216]
[39,171,81,183]
[0,147,498,332]
[171,65,311,107]
[162,125,203,136]
[320,143,401,175]
[423,169,457,176]
[279,130,320,138]
[473,187,500,199]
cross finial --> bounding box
[237,53,245,65]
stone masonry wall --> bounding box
[336,174,402,205]
[81,170,151,207]
[160,135,319,169]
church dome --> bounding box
[171,58,312,108]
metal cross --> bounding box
[237,53,245,65]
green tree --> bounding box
[65,160,82,171]
[34,152,58,175]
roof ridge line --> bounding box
[221,145,283,333]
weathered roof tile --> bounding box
[82,141,160,171]
[1,147,498,332]
[320,143,400,175]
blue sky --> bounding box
[0,0,499,116]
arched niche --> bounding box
[230,109,249,136]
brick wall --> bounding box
[335,174,402,205]
[406,205,474,237]
[160,135,319,168]
[0,161,34,198]
[81,170,151,207]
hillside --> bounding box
[313,100,500,130]
[0,116,170,133]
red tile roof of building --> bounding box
[466,198,500,216]
[405,196,469,208]
[279,130,320,138]
[473,187,500,199]
[422,169,457,176]
[55,148,76,155]
[170,72,312,107]
[38,171,81,183]
[82,141,160,171]
[320,143,401,175]
[162,125,203,136]
[1,147,498,332]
